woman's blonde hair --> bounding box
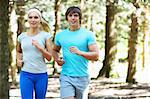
[28,7,51,33]
[40,17,51,32]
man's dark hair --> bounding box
[65,6,82,23]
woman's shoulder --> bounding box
[41,31,52,35]
[40,31,52,39]
[17,32,27,42]
[18,32,26,38]
[40,31,51,34]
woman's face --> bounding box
[28,11,41,28]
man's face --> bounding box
[67,12,80,26]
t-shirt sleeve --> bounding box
[54,33,61,46]
[17,33,23,43]
[45,33,52,40]
[88,32,96,45]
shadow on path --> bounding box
[10,78,150,99]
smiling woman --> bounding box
[16,8,53,99]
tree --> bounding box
[52,0,62,75]
[141,3,149,69]
[0,0,10,98]
[126,0,140,83]
[16,0,25,36]
[97,0,117,78]
[54,0,61,36]
[15,0,25,74]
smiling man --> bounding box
[52,6,99,99]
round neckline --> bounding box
[68,27,81,32]
[25,31,41,37]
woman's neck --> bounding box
[28,28,40,36]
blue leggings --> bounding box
[20,71,48,99]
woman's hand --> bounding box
[32,39,41,49]
[17,53,23,67]
[17,59,23,67]
[32,39,52,61]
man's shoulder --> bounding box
[81,28,94,35]
[56,28,68,35]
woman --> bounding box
[16,8,52,99]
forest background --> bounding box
[1,0,150,98]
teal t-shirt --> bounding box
[18,31,52,73]
[55,27,96,76]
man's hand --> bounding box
[70,46,81,55]
[56,57,65,66]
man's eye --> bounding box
[69,14,79,17]
[74,14,79,17]
[69,15,72,17]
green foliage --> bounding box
[13,0,150,79]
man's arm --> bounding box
[70,43,99,61]
[52,44,65,66]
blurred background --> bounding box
[1,0,150,98]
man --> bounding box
[52,6,99,99]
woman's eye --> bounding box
[34,16,38,19]
[28,16,39,19]
[28,16,32,19]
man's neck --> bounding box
[69,25,80,31]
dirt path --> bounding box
[10,78,150,99]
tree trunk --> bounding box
[53,0,61,39]
[80,0,84,25]
[97,1,117,78]
[8,1,18,86]
[16,0,25,73]
[141,6,149,69]
[0,0,10,98]
[126,13,138,83]
[52,0,61,75]
[126,0,140,83]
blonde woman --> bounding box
[16,8,52,99]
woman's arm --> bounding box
[16,41,23,67]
